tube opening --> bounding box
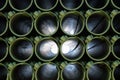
[10,14,32,36]
[87,38,109,60]
[61,38,84,60]
[11,39,33,61]
[112,0,120,8]
[0,0,7,10]
[36,14,58,36]
[37,64,58,80]
[61,13,83,35]
[62,63,84,80]
[36,39,59,60]
[114,64,120,80]
[87,12,109,35]
[0,65,8,80]
[88,63,110,80]
[11,64,33,80]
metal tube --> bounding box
[0,0,8,11]
[111,0,120,10]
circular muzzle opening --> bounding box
[113,64,120,80]
[112,0,120,9]
[0,64,8,80]
[0,0,7,10]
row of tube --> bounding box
[1,0,120,11]
[1,10,120,36]
[0,61,120,80]
[0,36,120,62]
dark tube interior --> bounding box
[112,0,120,8]
[11,14,32,35]
[114,64,120,80]
[35,0,56,10]
[87,13,109,34]
[87,38,109,59]
[62,63,84,80]
[0,65,8,80]
[11,39,33,60]
[113,39,120,58]
[61,39,84,60]
[113,13,120,33]
[36,14,57,35]
[0,15,7,35]
[62,13,83,35]
[37,64,58,80]
[12,64,33,80]
[0,40,7,60]
[0,0,6,9]
[36,39,58,60]
[10,0,32,10]
[61,0,82,9]
[86,0,108,8]
[88,63,110,80]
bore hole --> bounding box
[37,64,58,80]
[62,13,83,35]
[10,0,32,10]
[61,0,82,9]
[61,38,84,60]
[36,14,58,36]
[11,14,32,36]
[88,63,110,80]
[114,64,120,80]
[62,63,84,80]
[87,38,109,60]
[0,65,8,80]
[0,0,6,9]
[36,39,59,60]
[12,64,33,80]
[113,39,120,58]
[35,0,57,10]
[11,39,33,61]
[0,15,7,35]
[86,0,108,9]
[112,0,120,8]
[0,40,7,60]
[113,13,120,33]
[87,13,109,34]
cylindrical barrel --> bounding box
[86,36,111,61]
[9,12,33,37]
[0,0,8,11]
[9,38,34,62]
[86,10,110,35]
[34,0,58,11]
[35,63,59,80]
[0,63,8,80]
[0,13,8,36]
[10,63,34,80]
[60,37,85,61]
[111,0,120,10]
[34,12,59,36]
[0,38,8,62]
[35,37,59,62]
[60,11,84,36]
[111,11,120,34]
[61,62,85,80]
[9,0,33,11]
[59,0,84,10]
[86,62,111,80]
[85,0,109,10]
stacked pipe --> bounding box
[0,0,120,80]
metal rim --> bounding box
[0,0,8,11]
[111,0,120,10]
[59,0,84,10]
[86,11,110,35]
[9,12,33,37]
[9,38,34,62]
[34,0,58,11]
[86,36,111,61]
[60,37,85,61]
[9,0,33,11]
[60,11,85,36]
[35,37,59,62]
[85,0,110,10]
[34,12,59,36]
